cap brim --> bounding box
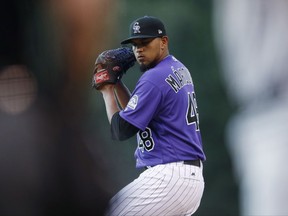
[121,35,157,44]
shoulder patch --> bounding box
[127,95,138,110]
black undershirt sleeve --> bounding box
[111,112,139,141]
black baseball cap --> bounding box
[121,16,167,44]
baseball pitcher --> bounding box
[93,16,206,216]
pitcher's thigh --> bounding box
[106,165,204,216]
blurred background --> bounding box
[1,0,287,216]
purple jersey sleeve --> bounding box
[120,80,162,131]
[120,55,206,168]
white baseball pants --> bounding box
[106,161,204,216]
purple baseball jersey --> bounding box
[120,55,206,168]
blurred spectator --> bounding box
[0,0,116,215]
[213,0,288,215]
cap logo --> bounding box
[133,22,141,34]
[158,29,162,34]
